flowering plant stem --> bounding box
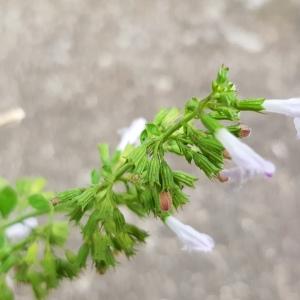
[0,66,299,300]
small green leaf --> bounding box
[98,144,110,167]
[0,186,18,218]
[0,178,9,190]
[91,169,101,184]
[77,243,90,268]
[25,242,39,265]
[28,194,51,212]
[145,123,160,136]
[50,222,69,246]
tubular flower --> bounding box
[117,118,147,151]
[165,216,214,252]
[215,128,275,179]
[263,98,300,138]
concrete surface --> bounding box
[0,0,300,299]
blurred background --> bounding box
[0,0,300,299]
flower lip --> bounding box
[263,98,300,117]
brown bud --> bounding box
[51,197,60,206]
[159,191,172,211]
[217,174,229,183]
[223,149,231,159]
[239,124,251,138]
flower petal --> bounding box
[215,128,275,178]
[165,216,214,252]
[263,98,300,117]
[117,118,146,151]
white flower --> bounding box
[5,217,38,242]
[263,98,300,117]
[215,128,275,179]
[263,98,300,138]
[0,108,26,127]
[165,216,214,252]
[117,118,147,151]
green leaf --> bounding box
[0,178,9,190]
[0,277,14,300]
[16,177,46,196]
[91,169,101,184]
[28,194,51,212]
[25,242,39,265]
[77,243,90,268]
[98,144,110,167]
[42,246,58,288]
[113,208,125,232]
[0,186,18,218]
[50,222,69,246]
[145,123,161,136]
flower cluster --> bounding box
[0,66,299,300]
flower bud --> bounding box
[51,197,60,206]
[239,124,251,138]
[217,173,229,183]
[159,191,172,211]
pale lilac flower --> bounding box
[263,98,300,138]
[215,128,275,180]
[0,108,25,127]
[5,217,38,242]
[117,118,147,151]
[165,216,214,252]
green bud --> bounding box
[235,98,264,111]
[173,171,198,187]
[160,161,174,190]
[193,152,220,178]
[147,156,161,186]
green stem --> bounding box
[113,162,134,181]
[160,95,212,144]
[0,210,45,231]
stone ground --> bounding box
[0,0,300,299]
